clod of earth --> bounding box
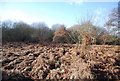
[2,42,120,80]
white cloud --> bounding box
[68,0,84,5]
[74,0,84,4]
[95,8,107,15]
[93,8,108,26]
[0,10,61,27]
[0,10,40,24]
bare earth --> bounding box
[1,42,120,81]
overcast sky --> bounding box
[0,1,118,28]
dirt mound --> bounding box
[2,42,120,80]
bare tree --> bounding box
[105,8,119,36]
[31,22,53,42]
[67,28,82,44]
[104,7,119,44]
[68,20,97,45]
[2,20,14,42]
[51,24,61,32]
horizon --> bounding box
[0,1,118,28]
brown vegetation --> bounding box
[1,42,120,80]
[1,7,120,81]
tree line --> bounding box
[1,8,120,45]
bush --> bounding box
[53,25,69,43]
[53,36,68,43]
[2,21,54,42]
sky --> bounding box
[0,1,118,28]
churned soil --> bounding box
[1,42,120,81]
